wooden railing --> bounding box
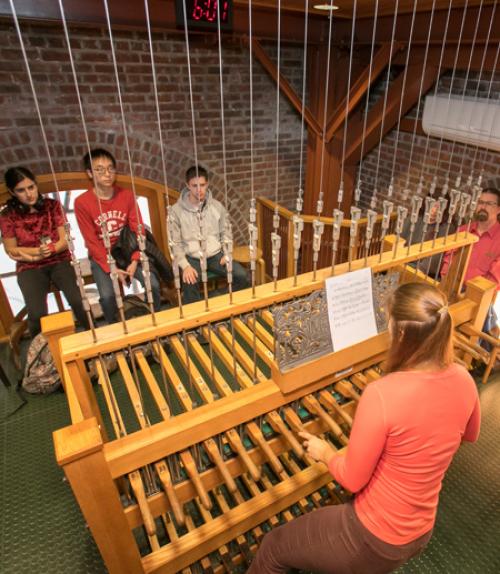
[256,197,397,280]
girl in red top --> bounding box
[0,167,88,337]
[248,282,480,574]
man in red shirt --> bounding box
[441,186,500,334]
[441,186,500,288]
[75,149,161,324]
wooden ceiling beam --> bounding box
[324,42,403,143]
[250,38,323,137]
[0,0,323,42]
[341,5,498,46]
[393,44,500,72]
[345,62,442,164]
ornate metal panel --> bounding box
[274,271,400,371]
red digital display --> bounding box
[192,0,229,23]
[175,0,233,31]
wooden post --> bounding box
[53,418,143,574]
[461,276,496,367]
[439,241,474,302]
[41,311,75,384]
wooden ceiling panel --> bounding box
[235,0,496,19]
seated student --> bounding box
[0,167,89,337]
[75,148,161,324]
[249,282,480,574]
[169,165,249,304]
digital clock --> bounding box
[175,0,233,31]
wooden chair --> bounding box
[455,323,500,384]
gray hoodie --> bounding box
[169,188,231,271]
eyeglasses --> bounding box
[93,166,116,175]
[477,200,498,207]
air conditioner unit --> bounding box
[422,94,500,152]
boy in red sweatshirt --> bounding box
[75,148,161,323]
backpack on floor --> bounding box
[22,333,61,394]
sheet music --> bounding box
[325,268,378,352]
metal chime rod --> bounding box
[363,210,377,267]
[312,194,324,281]
[330,209,344,275]
[406,195,423,256]
[378,201,394,263]
[392,206,408,259]
[348,207,361,271]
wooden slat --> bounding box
[325,43,402,142]
[141,464,334,574]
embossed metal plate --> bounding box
[273,271,400,371]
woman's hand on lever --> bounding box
[299,431,337,466]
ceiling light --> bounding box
[313,4,339,10]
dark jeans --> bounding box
[247,502,432,574]
[182,251,250,304]
[90,259,161,324]
[17,260,89,338]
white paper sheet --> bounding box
[325,268,378,352]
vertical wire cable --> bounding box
[338,0,357,208]
[297,0,310,207]
[448,0,491,179]
[181,3,200,171]
[248,1,255,205]
[387,0,418,197]
[58,0,129,334]
[144,0,184,317]
[429,0,470,185]
[413,0,453,194]
[354,0,379,204]
[476,42,500,176]
[402,0,437,195]
[216,0,238,382]
[370,0,400,209]
[454,0,492,182]
[248,0,258,382]
[317,0,335,206]
[102,0,157,325]
[143,0,171,208]
[274,0,282,208]
[181,0,210,311]
[143,0,178,431]
[10,0,97,341]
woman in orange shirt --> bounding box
[248,282,480,574]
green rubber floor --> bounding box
[1,360,499,574]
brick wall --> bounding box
[0,22,307,243]
[359,70,500,211]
